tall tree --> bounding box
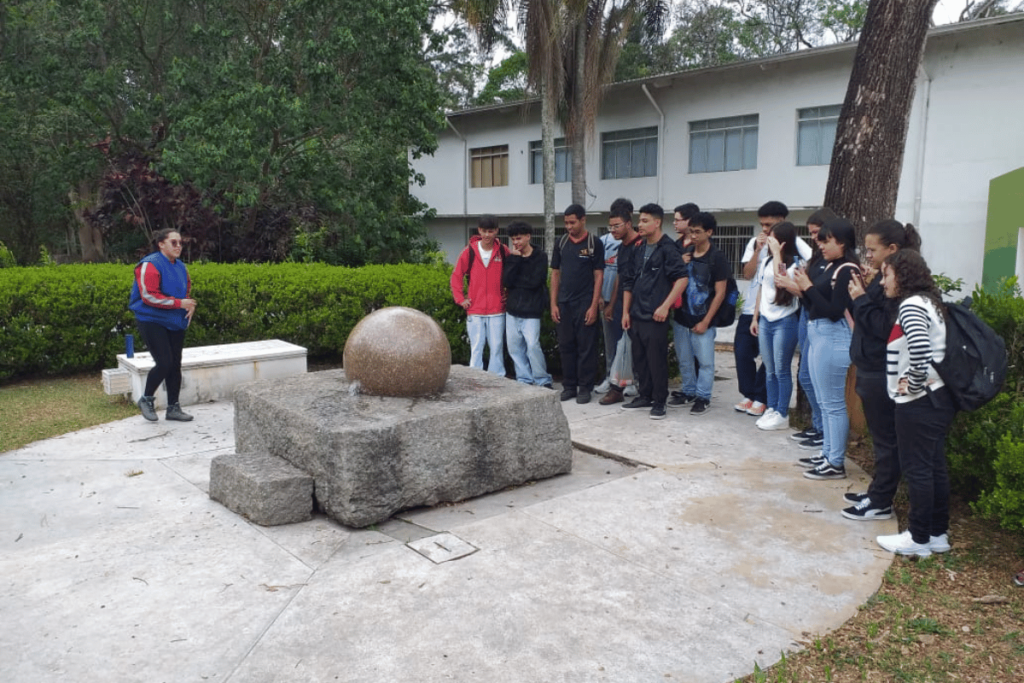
[823,0,939,237]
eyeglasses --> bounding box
[167,240,181,247]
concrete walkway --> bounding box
[1,351,895,683]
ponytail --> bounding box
[867,219,921,252]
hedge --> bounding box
[0,262,479,380]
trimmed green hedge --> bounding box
[0,262,475,380]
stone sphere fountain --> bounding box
[210,307,572,528]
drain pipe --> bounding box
[912,63,932,228]
[642,84,665,205]
[447,117,468,230]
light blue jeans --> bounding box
[505,314,552,386]
[467,314,505,376]
[672,319,717,401]
[807,317,852,467]
[758,313,800,417]
[797,307,823,432]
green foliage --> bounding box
[0,261,470,380]
[945,278,1024,529]
[934,273,964,296]
[0,241,16,268]
[475,51,531,105]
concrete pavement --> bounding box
[1,351,895,683]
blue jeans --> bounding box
[807,318,852,467]
[672,321,717,401]
[758,313,800,417]
[467,314,505,376]
[505,314,552,386]
[601,298,624,383]
[797,307,823,432]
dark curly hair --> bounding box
[884,249,945,319]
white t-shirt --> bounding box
[478,243,494,267]
[741,236,813,316]
[755,256,803,321]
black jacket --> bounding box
[850,276,897,374]
[502,248,549,318]
[623,234,687,321]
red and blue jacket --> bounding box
[129,252,192,331]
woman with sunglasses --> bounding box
[129,229,197,422]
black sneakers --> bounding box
[791,427,819,441]
[841,497,893,520]
[576,391,592,405]
[165,403,194,422]
[843,492,869,504]
[138,396,158,422]
[649,403,667,420]
[560,387,577,402]
[667,392,696,407]
[798,454,825,468]
[621,397,653,411]
[690,398,710,416]
[803,461,847,480]
[797,433,824,450]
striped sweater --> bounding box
[886,295,946,403]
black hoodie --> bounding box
[502,248,549,318]
[623,234,687,321]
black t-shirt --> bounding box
[675,246,730,327]
[551,232,605,305]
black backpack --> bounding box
[711,275,739,328]
[931,300,1007,412]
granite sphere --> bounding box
[343,307,452,396]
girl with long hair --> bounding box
[843,220,922,521]
[750,222,803,430]
[792,217,859,480]
[875,249,955,557]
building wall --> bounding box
[412,18,1024,290]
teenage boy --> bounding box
[450,214,508,376]
[502,221,553,388]
[671,211,731,416]
[620,203,689,420]
[595,207,623,395]
[551,204,605,404]
[599,198,643,405]
[669,202,700,404]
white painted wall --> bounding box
[412,17,1024,291]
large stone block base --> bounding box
[221,366,573,528]
[209,452,314,526]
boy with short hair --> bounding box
[502,221,553,388]
[450,215,508,376]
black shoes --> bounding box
[576,391,592,405]
[165,403,194,422]
[667,392,696,407]
[138,396,158,422]
[560,388,577,401]
[689,398,710,416]
[621,397,653,411]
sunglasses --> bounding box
[166,239,182,247]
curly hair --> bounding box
[884,249,945,318]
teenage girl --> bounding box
[875,249,955,557]
[750,222,803,431]
[792,218,859,480]
[844,220,922,521]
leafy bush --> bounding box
[945,278,1024,529]
[0,261,472,380]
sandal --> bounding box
[1014,571,1024,587]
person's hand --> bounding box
[792,267,812,291]
[182,298,197,321]
[551,304,561,323]
[693,320,709,335]
[653,304,669,323]
[460,299,471,311]
[766,235,781,253]
[848,275,866,300]
[750,317,759,337]
[755,231,768,250]
[509,243,521,256]
[621,311,631,331]
[603,302,614,321]
[681,250,692,264]
[897,377,909,395]
[584,304,598,326]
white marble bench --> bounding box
[108,339,308,409]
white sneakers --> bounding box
[877,530,952,557]
[755,408,790,431]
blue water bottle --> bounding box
[125,334,135,358]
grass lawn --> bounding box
[2,374,1023,681]
[0,373,138,452]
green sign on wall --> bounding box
[984,166,1024,292]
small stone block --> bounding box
[102,368,132,395]
[209,452,314,526]
[407,533,478,564]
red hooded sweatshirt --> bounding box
[450,235,508,316]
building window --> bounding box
[689,115,758,173]
[797,105,841,166]
[529,138,571,184]
[601,127,658,179]
[470,145,509,188]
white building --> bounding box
[412,15,1024,290]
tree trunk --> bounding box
[823,0,939,240]
[542,72,557,255]
[69,182,105,263]
[570,19,587,206]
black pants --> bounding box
[895,386,957,544]
[557,299,599,391]
[856,371,901,508]
[734,313,766,403]
[137,320,186,404]
[629,318,669,405]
